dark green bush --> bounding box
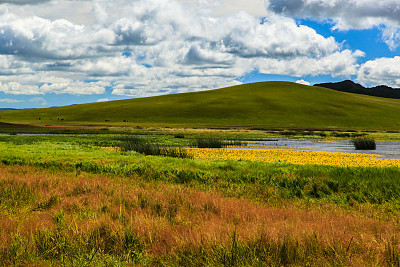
[352,139,376,150]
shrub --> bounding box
[352,139,376,150]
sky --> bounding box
[0,0,399,109]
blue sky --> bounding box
[0,0,399,109]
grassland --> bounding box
[1,132,400,266]
[1,81,400,130]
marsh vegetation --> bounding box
[0,130,399,266]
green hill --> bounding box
[1,81,400,130]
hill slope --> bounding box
[1,81,400,130]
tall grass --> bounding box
[196,138,225,148]
[195,138,246,148]
[115,136,192,159]
[1,164,399,266]
[2,133,400,265]
[0,180,37,209]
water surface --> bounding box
[246,139,400,160]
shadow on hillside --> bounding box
[0,122,40,129]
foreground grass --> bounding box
[1,134,400,265]
[2,165,400,266]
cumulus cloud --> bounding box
[265,0,400,50]
[39,80,109,95]
[265,0,400,29]
[0,12,115,60]
[0,81,40,95]
[0,0,364,99]
[296,80,310,86]
[179,0,267,17]
[357,56,400,88]
[255,50,365,77]
[0,0,50,5]
[0,76,110,95]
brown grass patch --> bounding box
[1,164,400,265]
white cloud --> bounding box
[255,50,365,77]
[29,97,47,105]
[40,80,109,95]
[0,10,115,60]
[265,0,400,29]
[0,98,23,103]
[0,0,364,99]
[178,0,267,17]
[0,76,110,95]
[0,55,32,75]
[97,98,109,102]
[4,1,96,25]
[296,80,310,86]
[0,0,50,5]
[381,26,400,51]
[0,81,40,95]
[265,0,400,50]
[357,56,400,88]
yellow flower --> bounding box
[186,148,400,168]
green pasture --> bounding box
[1,81,400,130]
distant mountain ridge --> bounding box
[314,80,400,99]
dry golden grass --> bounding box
[1,164,400,265]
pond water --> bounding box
[2,133,399,160]
[244,139,400,160]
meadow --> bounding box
[2,82,400,130]
[1,130,400,266]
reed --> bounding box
[116,136,191,159]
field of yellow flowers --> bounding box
[101,142,400,168]
[188,148,400,167]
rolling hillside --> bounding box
[1,81,400,130]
